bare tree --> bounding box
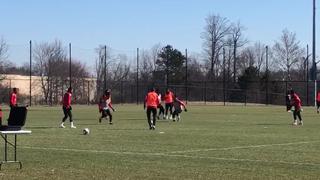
[139,49,154,82]
[272,29,304,80]
[201,14,230,79]
[253,42,267,76]
[95,45,112,96]
[138,44,162,83]
[110,54,130,82]
[34,40,89,104]
[33,40,66,104]
[238,47,255,72]
[95,46,131,96]
[186,53,206,81]
[150,43,162,70]
[230,21,248,82]
[224,38,234,82]
[238,42,266,76]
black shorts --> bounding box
[102,109,111,117]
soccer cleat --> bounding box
[169,115,173,120]
[60,123,65,128]
[70,122,76,129]
[152,125,155,130]
[317,110,319,114]
[177,115,181,121]
[99,117,102,123]
[293,120,298,126]
[299,121,303,126]
[109,122,113,125]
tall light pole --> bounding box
[136,48,139,105]
[306,45,310,105]
[313,0,317,106]
[29,40,32,106]
[104,45,107,90]
[266,46,269,105]
[69,43,72,88]
[185,49,188,104]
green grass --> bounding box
[0,104,320,179]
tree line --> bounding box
[0,13,315,105]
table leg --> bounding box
[4,135,7,162]
[14,134,17,161]
[0,133,27,170]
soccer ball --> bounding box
[83,128,90,135]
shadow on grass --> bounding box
[120,118,144,121]
[27,126,58,129]
[256,123,287,126]
[107,129,148,131]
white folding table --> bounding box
[0,130,32,169]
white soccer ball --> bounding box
[83,128,90,135]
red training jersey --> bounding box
[317,92,320,102]
[291,93,302,110]
[173,98,186,110]
[145,92,159,108]
[63,92,72,108]
[164,91,174,104]
[9,92,17,106]
[99,94,113,110]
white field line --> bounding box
[21,142,320,167]
[167,140,320,154]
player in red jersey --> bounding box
[172,97,187,122]
[164,88,175,120]
[9,87,18,109]
[316,90,320,113]
[290,90,303,126]
[99,89,115,124]
[60,87,76,128]
[144,88,159,130]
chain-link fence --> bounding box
[0,76,317,107]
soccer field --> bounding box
[0,104,320,179]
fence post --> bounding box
[266,45,269,105]
[87,80,90,105]
[307,80,309,106]
[185,48,188,104]
[266,80,268,105]
[223,47,226,106]
[204,81,207,105]
[29,40,32,106]
[136,48,139,105]
[223,81,226,106]
[120,81,123,104]
[244,88,247,106]
[131,84,135,103]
